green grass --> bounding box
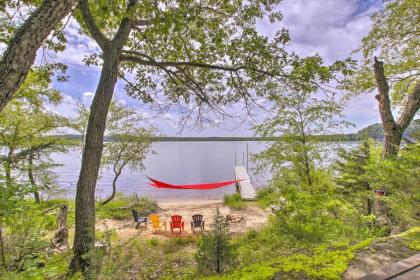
[223,193,246,210]
[96,193,159,220]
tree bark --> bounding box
[70,1,136,273]
[0,0,77,112]
[28,151,41,203]
[70,50,121,273]
[373,58,420,157]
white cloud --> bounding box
[83,91,94,99]
[48,18,101,67]
[46,93,77,119]
[62,94,75,105]
[116,99,127,106]
[258,0,381,64]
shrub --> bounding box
[223,193,246,210]
[256,185,278,208]
[203,239,373,280]
[195,207,237,275]
[364,143,420,232]
[2,215,49,272]
[96,193,159,220]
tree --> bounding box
[344,0,420,157]
[195,207,236,275]
[255,90,347,186]
[335,139,373,215]
[0,0,77,112]
[0,80,67,202]
[70,0,336,272]
[101,131,153,205]
[74,100,154,205]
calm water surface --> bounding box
[51,141,360,200]
[52,141,269,200]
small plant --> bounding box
[96,194,159,220]
[223,193,246,210]
[148,237,159,247]
[195,207,237,275]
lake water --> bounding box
[51,141,360,200]
[52,141,270,200]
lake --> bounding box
[51,141,360,200]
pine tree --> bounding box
[335,139,372,214]
[195,207,236,275]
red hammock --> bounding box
[146,176,240,190]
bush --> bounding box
[223,193,246,210]
[256,186,278,208]
[96,193,159,220]
[364,143,420,232]
[195,207,237,275]
[203,239,373,280]
[2,215,49,272]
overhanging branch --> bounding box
[121,54,245,72]
[396,81,420,130]
[78,0,109,50]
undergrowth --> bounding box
[96,193,159,220]
[223,193,246,210]
[203,239,373,280]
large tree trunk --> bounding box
[28,151,41,203]
[373,58,420,157]
[0,0,76,112]
[382,128,403,157]
[69,49,121,273]
[69,0,135,274]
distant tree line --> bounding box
[53,121,419,143]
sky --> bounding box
[46,0,383,137]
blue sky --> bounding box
[47,0,383,136]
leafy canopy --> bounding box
[254,89,348,184]
[101,100,155,174]
[77,0,337,126]
[344,0,420,104]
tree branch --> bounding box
[11,141,56,163]
[121,53,246,72]
[396,80,420,130]
[77,0,109,50]
[132,19,151,26]
[112,0,138,46]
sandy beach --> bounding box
[96,199,270,240]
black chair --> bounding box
[191,214,205,233]
[131,209,147,229]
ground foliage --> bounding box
[195,207,237,275]
[223,193,246,210]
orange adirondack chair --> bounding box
[170,215,184,234]
[150,214,166,233]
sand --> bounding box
[96,199,270,240]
